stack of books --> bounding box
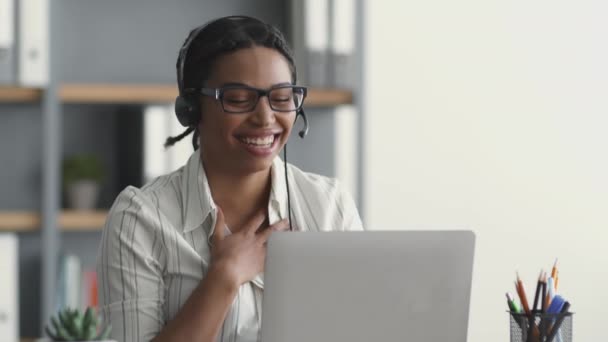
[56,254,98,311]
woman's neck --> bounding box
[203,161,272,231]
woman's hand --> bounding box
[209,207,289,288]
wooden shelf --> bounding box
[1,84,353,106]
[0,212,40,231]
[307,87,353,106]
[59,83,353,106]
[59,84,177,104]
[0,86,43,102]
[0,210,107,232]
[60,210,108,231]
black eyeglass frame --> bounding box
[185,84,308,114]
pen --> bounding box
[547,295,565,315]
[507,292,526,331]
[546,295,566,342]
[546,276,555,308]
[528,270,543,342]
[532,270,543,313]
[546,301,570,342]
[507,293,521,313]
[546,295,565,342]
[541,272,547,313]
[540,272,548,339]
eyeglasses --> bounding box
[196,85,307,114]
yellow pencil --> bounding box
[551,259,558,277]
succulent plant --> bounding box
[45,307,111,341]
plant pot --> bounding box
[66,180,100,210]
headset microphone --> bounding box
[297,110,309,138]
[284,108,308,231]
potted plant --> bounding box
[63,154,104,210]
[44,307,113,341]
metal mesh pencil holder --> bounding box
[509,311,573,342]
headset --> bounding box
[174,15,309,137]
[174,16,309,230]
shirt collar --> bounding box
[181,151,290,234]
[182,151,215,233]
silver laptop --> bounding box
[261,231,475,342]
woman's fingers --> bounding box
[212,207,226,243]
[244,210,267,235]
[270,219,290,232]
[258,219,290,242]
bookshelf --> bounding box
[2,0,364,339]
[0,211,107,231]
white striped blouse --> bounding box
[96,151,363,342]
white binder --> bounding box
[18,0,49,86]
[0,0,15,84]
[0,233,18,342]
[290,0,330,87]
[331,0,356,89]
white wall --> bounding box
[335,106,359,200]
[365,1,608,341]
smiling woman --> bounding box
[96,15,363,342]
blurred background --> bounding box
[0,0,606,341]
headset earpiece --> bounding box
[175,16,258,128]
[175,93,200,127]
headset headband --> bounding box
[176,15,262,95]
